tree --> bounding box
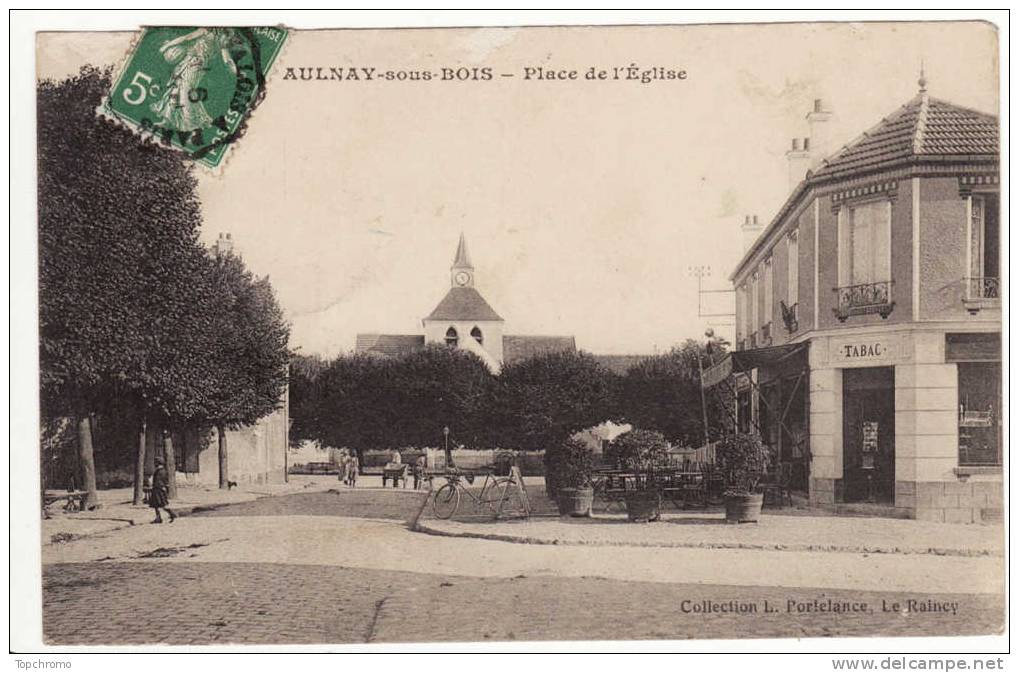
[198,251,291,488]
[38,66,207,507]
[617,340,729,447]
[288,353,330,448]
[292,346,496,457]
[491,351,618,451]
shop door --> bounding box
[842,367,895,503]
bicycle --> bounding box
[430,467,518,520]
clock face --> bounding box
[454,271,471,286]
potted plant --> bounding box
[545,438,595,517]
[608,429,671,523]
[715,432,770,523]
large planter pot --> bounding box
[557,487,594,517]
[724,493,764,523]
[625,490,661,523]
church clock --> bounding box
[454,271,472,287]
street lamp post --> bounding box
[442,426,452,469]
[698,329,714,448]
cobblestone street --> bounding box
[44,562,1004,644]
[41,489,1005,645]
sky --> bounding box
[37,21,999,356]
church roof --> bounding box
[809,93,998,181]
[503,335,577,364]
[591,354,653,375]
[355,334,425,357]
[425,287,503,322]
[452,232,472,268]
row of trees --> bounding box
[289,339,728,456]
[39,67,291,507]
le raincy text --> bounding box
[282,65,689,85]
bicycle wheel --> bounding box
[431,483,461,519]
[482,478,512,516]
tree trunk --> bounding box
[132,418,147,505]
[217,423,228,489]
[76,414,99,509]
[162,430,178,500]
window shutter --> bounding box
[874,201,891,283]
[787,233,799,305]
[837,209,851,287]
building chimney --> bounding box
[741,214,764,252]
[806,98,833,168]
[214,231,234,256]
[786,136,812,190]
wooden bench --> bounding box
[42,490,90,513]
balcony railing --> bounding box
[760,322,772,346]
[963,277,1000,314]
[780,301,799,333]
[833,280,894,322]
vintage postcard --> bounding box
[18,14,1006,654]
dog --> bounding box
[227,480,238,490]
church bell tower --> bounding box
[450,232,474,288]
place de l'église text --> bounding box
[281,64,688,85]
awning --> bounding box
[702,342,807,388]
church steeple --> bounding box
[450,232,474,287]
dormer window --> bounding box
[445,327,458,347]
[470,326,483,345]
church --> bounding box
[355,234,578,373]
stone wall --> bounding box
[906,479,1003,523]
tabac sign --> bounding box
[829,333,906,366]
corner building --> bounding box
[708,79,1001,522]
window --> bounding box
[968,194,1000,300]
[958,362,1001,466]
[786,230,799,307]
[470,326,483,345]
[838,200,891,287]
[444,327,458,347]
[835,200,893,320]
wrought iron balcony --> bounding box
[833,281,894,322]
[963,277,1000,314]
[780,301,799,333]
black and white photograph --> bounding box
[10,10,1008,659]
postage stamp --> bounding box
[99,26,287,168]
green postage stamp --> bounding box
[100,26,287,168]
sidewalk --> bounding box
[42,475,336,544]
[417,510,1004,558]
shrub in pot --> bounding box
[715,432,770,523]
[545,438,595,517]
[608,429,671,523]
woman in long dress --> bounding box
[150,28,239,130]
[336,449,349,485]
[149,458,177,524]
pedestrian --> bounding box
[150,457,177,524]
[337,448,349,485]
[346,452,359,487]
[413,453,427,490]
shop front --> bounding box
[707,329,1001,521]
